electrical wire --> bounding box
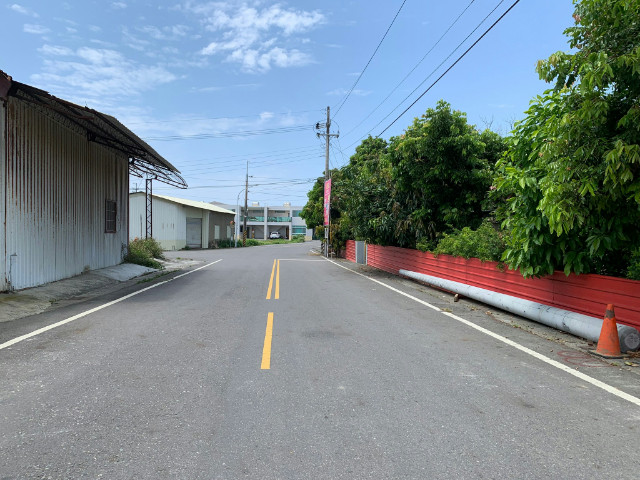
[378,0,520,136]
[333,0,408,117]
[143,124,313,141]
[127,108,323,126]
[342,0,477,139]
[341,0,508,152]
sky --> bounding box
[1,0,576,208]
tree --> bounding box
[300,176,325,232]
[387,100,499,248]
[341,136,395,245]
[300,169,348,250]
[495,0,640,277]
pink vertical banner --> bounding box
[323,178,332,226]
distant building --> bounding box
[215,202,312,240]
[0,71,184,291]
[130,193,235,250]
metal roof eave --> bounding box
[1,71,187,189]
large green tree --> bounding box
[341,136,395,245]
[495,0,640,277]
[387,100,500,248]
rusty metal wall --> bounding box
[2,97,128,290]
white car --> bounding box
[269,232,282,239]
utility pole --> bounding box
[316,106,339,257]
[243,161,249,247]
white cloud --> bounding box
[190,2,324,72]
[137,24,190,41]
[32,46,177,102]
[38,44,74,56]
[23,24,50,35]
[9,4,38,17]
[111,2,127,9]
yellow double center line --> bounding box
[261,312,274,370]
[266,259,280,300]
[263,259,280,369]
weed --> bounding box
[125,237,165,269]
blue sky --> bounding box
[2,0,575,207]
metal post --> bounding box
[243,161,248,247]
[235,188,244,248]
[145,178,152,239]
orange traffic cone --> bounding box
[592,304,623,359]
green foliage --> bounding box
[300,177,325,231]
[124,237,165,269]
[216,239,235,248]
[341,136,395,245]
[627,249,640,280]
[291,235,306,243]
[495,0,640,277]
[387,100,502,248]
[429,220,506,262]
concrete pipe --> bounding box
[399,270,640,353]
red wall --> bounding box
[345,240,356,262]
[347,242,640,330]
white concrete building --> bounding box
[130,193,235,250]
[0,71,184,291]
[216,202,312,240]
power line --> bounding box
[177,150,322,174]
[342,0,477,139]
[143,124,313,141]
[342,0,508,152]
[169,145,322,171]
[127,109,323,126]
[378,0,520,136]
[333,0,408,117]
[180,152,324,177]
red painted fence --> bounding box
[345,240,356,262]
[345,240,640,330]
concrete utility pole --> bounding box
[243,161,248,247]
[316,106,339,257]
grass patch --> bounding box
[125,237,165,269]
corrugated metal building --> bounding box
[129,193,235,250]
[0,71,186,291]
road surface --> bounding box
[1,241,639,479]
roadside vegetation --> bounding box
[214,235,306,248]
[124,238,165,269]
[301,0,640,280]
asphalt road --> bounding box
[1,241,639,479]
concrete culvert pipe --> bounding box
[399,270,640,353]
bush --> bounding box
[124,237,165,269]
[627,249,640,281]
[291,235,305,243]
[431,220,505,262]
[216,239,235,248]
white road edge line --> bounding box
[326,258,640,408]
[0,259,222,352]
